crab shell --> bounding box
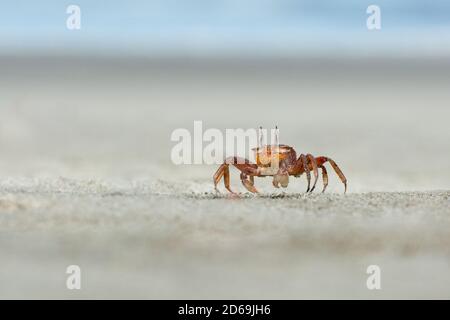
[252,144,296,167]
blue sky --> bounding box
[1,0,450,56]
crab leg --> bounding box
[213,163,235,194]
[315,156,347,193]
[213,164,225,188]
[240,172,258,193]
[299,154,311,192]
[319,165,328,193]
[306,154,319,192]
[213,157,259,194]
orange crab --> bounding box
[213,128,347,194]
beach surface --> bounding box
[0,56,449,298]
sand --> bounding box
[0,56,449,298]
[0,181,449,299]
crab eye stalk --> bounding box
[258,126,263,148]
[274,125,279,150]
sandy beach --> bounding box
[0,56,449,298]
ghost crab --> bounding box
[213,128,347,194]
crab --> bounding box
[213,128,347,194]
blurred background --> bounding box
[0,0,449,192]
[0,1,450,298]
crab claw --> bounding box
[273,173,289,188]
